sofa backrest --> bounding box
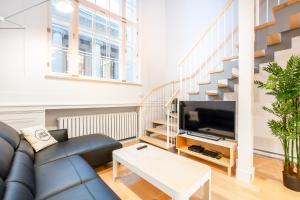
[0,122,35,200]
[0,122,20,149]
[0,177,4,199]
[0,138,14,180]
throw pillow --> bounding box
[20,126,57,152]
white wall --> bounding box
[139,0,167,92]
[0,0,142,106]
[165,0,227,82]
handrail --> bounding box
[179,26,238,82]
[164,90,180,108]
[139,80,179,106]
[177,0,234,67]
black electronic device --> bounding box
[137,145,148,150]
[179,101,236,140]
[188,145,204,153]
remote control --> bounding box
[137,145,148,150]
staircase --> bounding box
[139,0,300,150]
[184,0,300,102]
[139,82,179,150]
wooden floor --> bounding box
[96,146,300,200]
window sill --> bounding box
[45,73,142,86]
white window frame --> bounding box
[47,0,140,85]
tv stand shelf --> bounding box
[176,134,237,176]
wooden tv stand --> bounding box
[176,133,237,176]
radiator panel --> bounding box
[57,112,138,140]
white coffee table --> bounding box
[113,143,211,200]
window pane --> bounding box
[94,39,108,78]
[125,26,138,81]
[110,43,119,60]
[51,25,70,73]
[110,0,122,15]
[52,24,69,48]
[107,42,120,79]
[95,39,108,57]
[52,48,69,73]
[125,47,136,81]
[95,13,108,35]
[109,19,121,40]
[126,26,137,47]
[79,7,93,30]
[126,0,137,22]
[79,34,93,76]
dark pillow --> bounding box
[0,122,20,149]
[48,129,68,142]
[0,138,14,179]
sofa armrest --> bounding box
[48,129,68,142]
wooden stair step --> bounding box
[205,90,218,96]
[217,79,228,88]
[146,127,176,138]
[255,21,275,31]
[267,33,281,46]
[197,81,211,85]
[139,135,175,150]
[255,49,265,58]
[209,69,224,74]
[153,119,177,127]
[222,55,238,62]
[231,68,239,79]
[290,12,300,30]
[188,91,200,95]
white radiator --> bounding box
[57,112,138,140]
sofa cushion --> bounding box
[35,155,97,200]
[35,134,122,167]
[6,152,35,194]
[0,122,20,149]
[34,142,68,166]
[16,138,34,160]
[3,182,34,200]
[0,138,14,179]
[46,178,120,200]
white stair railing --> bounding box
[179,0,238,100]
[139,81,179,145]
[164,90,180,147]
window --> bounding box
[50,0,139,83]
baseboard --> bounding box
[254,148,284,160]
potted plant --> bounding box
[255,55,300,191]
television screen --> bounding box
[179,101,236,140]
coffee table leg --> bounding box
[113,159,118,181]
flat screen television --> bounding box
[179,101,236,140]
